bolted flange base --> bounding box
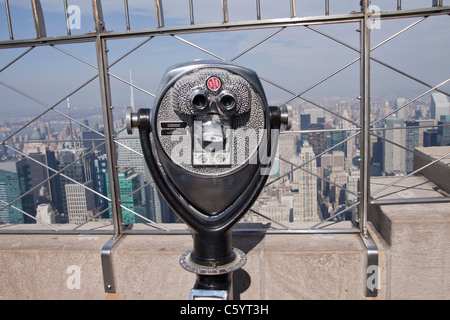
[179,247,247,275]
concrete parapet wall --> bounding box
[0,230,370,300]
[1,163,449,299]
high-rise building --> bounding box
[0,159,34,224]
[292,141,319,222]
[106,167,142,224]
[383,118,406,175]
[395,98,407,119]
[116,130,172,223]
[65,182,95,224]
[25,127,63,214]
[431,93,450,121]
[58,144,94,223]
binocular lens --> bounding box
[218,91,237,111]
[190,90,208,110]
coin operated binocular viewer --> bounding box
[126,60,290,300]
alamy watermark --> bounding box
[367,265,380,291]
[367,5,381,30]
[66,265,81,289]
[67,5,81,30]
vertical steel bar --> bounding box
[92,0,106,32]
[31,0,47,38]
[359,0,371,237]
[221,0,229,23]
[189,0,195,25]
[92,1,123,236]
[397,0,402,10]
[256,0,261,20]
[4,0,14,40]
[155,0,165,28]
[325,0,330,15]
[124,0,131,30]
[95,36,123,237]
[290,0,296,18]
[63,0,71,35]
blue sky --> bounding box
[0,0,449,117]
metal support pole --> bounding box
[155,0,165,28]
[95,36,123,237]
[359,0,371,237]
[290,0,297,18]
[4,0,14,40]
[31,0,47,38]
[93,1,124,237]
[221,0,229,23]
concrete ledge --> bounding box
[370,174,450,299]
[0,229,371,300]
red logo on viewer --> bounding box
[207,76,221,91]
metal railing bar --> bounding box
[0,75,101,144]
[283,128,360,134]
[308,201,360,230]
[0,199,59,231]
[189,0,194,25]
[108,72,156,98]
[107,36,154,69]
[249,209,292,230]
[4,0,14,40]
[0,229,113,235]
[290,0,297,18]
[124,0,131,31]
[305,25,360,53]
[0,47,34,73]
[265,131,360,188]
[1,142,110,213]
[278,156,358,197]
[122,227,360,235]
[221,0,229,23]
[1,6,449,49]
[155,0,165,28]
[52,43,157,98]
[120,205,169,231]
[2,138,105,146]
[256,0,261,20]
[371,197,450,205]
[370,17,427,51]
[230,27,285,62]
[63,0,71,36]
[52,44,98,68]
[371,78,450,127]
[371,150,450,197]
[171,35,226,61]
[371,123,450,132]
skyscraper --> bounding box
[292,141,319,222]
[0,159,34,224]
[106,167,142,224]
[431,93,450,121]
[383,118,406,175]
[58,144,95,224]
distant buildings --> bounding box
[431,93,450,121]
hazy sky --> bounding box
[0,0,449,117]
